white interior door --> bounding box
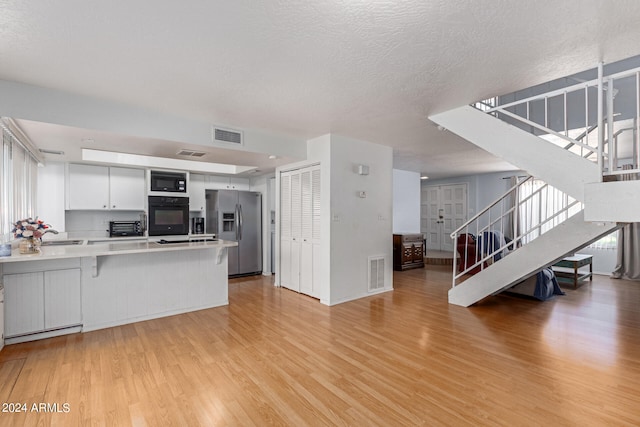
[422,186,441,251]
[421,183,467,252]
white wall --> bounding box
[424,170,523,217]
[276,134,393,306]
[577,247,617,275]
[65,211,145,238]
[306,134,332,304]
[0,79,307,161]
[324,134,393,305]
[392,169,420,234]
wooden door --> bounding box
[412,243,424,262]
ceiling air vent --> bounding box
[176,149,206,157]
[212,126,243,145]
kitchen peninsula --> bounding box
[0,238,237,344]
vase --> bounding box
[19,237,41,254]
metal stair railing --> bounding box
[451,176,582,288]
[473,62,640,178]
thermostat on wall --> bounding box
[358,164,369,175]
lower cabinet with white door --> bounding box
[2,258,82,344]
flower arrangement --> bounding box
[12,217,56,239]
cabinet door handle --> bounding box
[113,205,116,208]
[103,205,107,209]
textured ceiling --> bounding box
[2,0,640,178]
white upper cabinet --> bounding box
[228,177,250,190]
[109,167,145,210]
[67,164,110,210]
[189,174,206,212]
[204,175,250,191]
[67,164,145,210]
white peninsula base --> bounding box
[1,239,234,345]
[81,248,228,332]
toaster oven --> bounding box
[109,221,144,237]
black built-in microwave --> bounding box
[150,170,187,193]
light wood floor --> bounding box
[1,267,640,426]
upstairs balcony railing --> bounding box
[474,62,640,179]
[451,176,582,287]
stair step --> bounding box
[425,251,457,265]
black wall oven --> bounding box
[148,196,189,236]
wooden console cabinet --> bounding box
[393,234,425,271]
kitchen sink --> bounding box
[40,239,84,246]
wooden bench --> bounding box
[552,254,593,288]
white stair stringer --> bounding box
[430,105,601,202]
[449,211,619,307]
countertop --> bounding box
[0,237,237,264]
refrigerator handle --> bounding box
[238,203,243,240]
[235,204,239,240]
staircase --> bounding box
[429,61,640,307]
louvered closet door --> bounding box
[299,169,313,296]
[311,167,321,242]
[279,172,293,290]
[310,167,321,298]
[300,166,322,297]
[280,165,321,297]
[289,172,302,292]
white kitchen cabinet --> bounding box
[67,164,110,210]
[3,266,81,339]
[189,174,207,212]
[67,164,145,210]
[279,164,321,298]
[44,269,82,330]
[205,175,250,190]
[4,272,45,337]
[109,167,145,210]
[229,177,250,190]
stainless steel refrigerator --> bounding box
[205,190,262,277]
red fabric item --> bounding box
[456,234,486,275]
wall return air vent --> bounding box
[212,126,243,145]
[368,256,386,292]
